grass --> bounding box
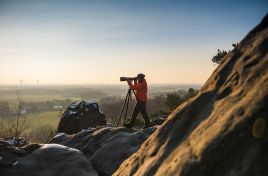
[0,111,60,135]
[25,111,60,132]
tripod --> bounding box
[116,88,134,128]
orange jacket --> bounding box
[128,79,148,102]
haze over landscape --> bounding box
[0,0,267,85]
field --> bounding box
[25,111,60,132]
[0,111,60,137]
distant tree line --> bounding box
[165,88,198,111]
[0,88,108,100]
[0,99,75,117]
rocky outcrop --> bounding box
[1,142,98,176]
[51,126,157,176]
[114,14,268,176]
[1,143,98,176]
[1,126,156,176]
[57,100,107,134]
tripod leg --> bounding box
[123,91,131,124]
[116,90,130,128]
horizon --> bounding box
[0,82,203,87]
[0,0,267,85]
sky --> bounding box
[0,0,267,85]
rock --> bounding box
[57,100,107,134]
[150,115,168,126]
[2,143,98,176]
[52,126,157,176]
[114,14,268,176]
[50,132,70,143]
[0,141,41,170]
[3,137,30,147]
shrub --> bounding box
[212,43,239,64]
[165,88,198,112]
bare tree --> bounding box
[14,87,28,140]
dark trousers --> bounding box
[129,101,150,126]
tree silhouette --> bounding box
[212,43,239,64]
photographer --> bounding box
[124,73,151,128]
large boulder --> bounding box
[0,140,40,170]
[114,14,268,176]
[57,100,107,134]
[51,126,157,176]
[2,143,98,176]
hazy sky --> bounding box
[0,0,267,85]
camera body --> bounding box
[120,77,137,81]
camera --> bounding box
[120,77,137,81]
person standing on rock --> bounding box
[124,73,151,128]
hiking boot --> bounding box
[123,123,132,128]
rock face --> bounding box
[114,15,268,176]
[1,142,98,176]
[51,127,157,176]
[57,100,107,134]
